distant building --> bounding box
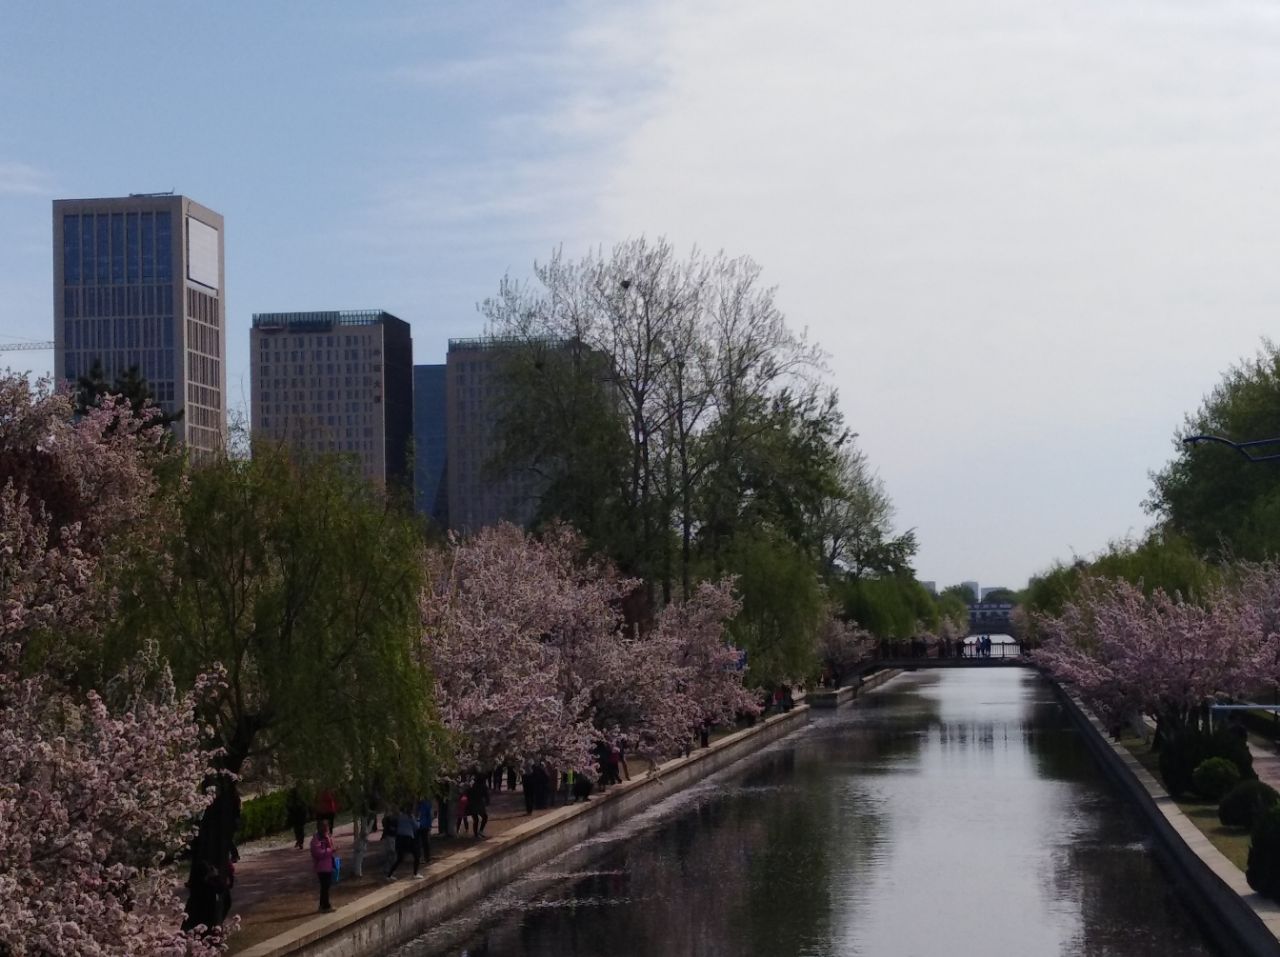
[250,310,413,490]
[980,586,1008,600]
[413,363,447,525]
[53,193,226,457]
[445,337,542,532]
[961,580,980,600]
[920,581,937,596]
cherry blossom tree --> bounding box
[1034,575,1263,735]
[817,612,877,686]
[0,374,221,956]
[421,524,758,772]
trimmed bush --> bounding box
[1192,757,1242,801]
[238,789,291,843]
[1249,804,1280,900]
[1158,727,1255,797]
[1220,779,1280,829]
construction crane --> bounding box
[0,341,55,351]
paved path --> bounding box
[229,787,570,952]
[1250,738,1280,793]
[226,763,660,954]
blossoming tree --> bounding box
[1034,575,1266,735]
[0,374,220,956]
[421,523,757,773]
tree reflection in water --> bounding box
[397,670,1220,957]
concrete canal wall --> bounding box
[239,704,815,957]
[1055,682,1280,957]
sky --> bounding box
[4,0,1280,590]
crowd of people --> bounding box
[296,739,640,912]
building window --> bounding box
[155,212,172,282]
[95,215,109,285]
[63,215,80,284]
[110,213,124,285]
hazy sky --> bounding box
[4,1,1280,589]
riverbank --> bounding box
[235,703,817,957]
[1055,683,1280,957]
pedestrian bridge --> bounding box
[864,641,1032,672]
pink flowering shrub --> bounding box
[0,374,220,956]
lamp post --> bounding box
[1182,434,1280,463]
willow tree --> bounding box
[114,441,444,927]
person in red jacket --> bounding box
[310,820,337,913]
[314,789,339,833]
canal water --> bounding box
[394,669,1221,957]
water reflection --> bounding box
[395,670,1219,957]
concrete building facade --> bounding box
[250,310,413,490]
[445,337,540,532]
[53,193,226,457]
[413,363,448,526]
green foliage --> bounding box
[939,584,976,606]
[1159,728,1255,798]
[115,443,446,795]
[237,789,291,843]
[722,530,824,686]
[74,359,183,432]
[1192,756,1242,801]
[1149,341,1280,563]
[1249,803,1280,900]
[1021,532,1217,642]
[837,574,937,639]
[1219,779,1280,829]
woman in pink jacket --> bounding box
[310,819,337,913]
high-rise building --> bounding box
[445,337,541,532]
[413,363,447,525]
[961,580,981,601]
[250,310,413,489]
[53,193,226,457]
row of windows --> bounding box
[187,288,221,328]
[262,406,374,425]
[64,316,175,354]
[259,417,375,439]
[186,404,223,431]
[258,333,380,349]
[63,348,175,389]
[186,319,222,359]
[188,353,221,390]
[260,362,379,378]
[188,424,222,453]
[257,339,381,363]
[62,212,171,286]
[257,393,376,414]
[188,383,221,410]
[63,284,175,320]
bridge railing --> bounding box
[872,639,1026,661]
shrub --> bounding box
[238,788,291,843]
[1158,727,1255,797]
[1192,757,1241,800]
[1249,804,1280,900]
[1220,779,1280,829]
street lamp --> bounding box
[1182,434,1280,463]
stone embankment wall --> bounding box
[240,701,823,957]
[1054,683,1280,957]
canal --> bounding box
[394,669,1221,957]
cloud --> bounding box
[553,0,1280,585]
[0,161,55,196]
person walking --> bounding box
[314,788,339,833]
[310,820,337,913]
[467,774,489,837]
[386,806,422,880]
[415,796,433,864]
[286,786,308,850]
